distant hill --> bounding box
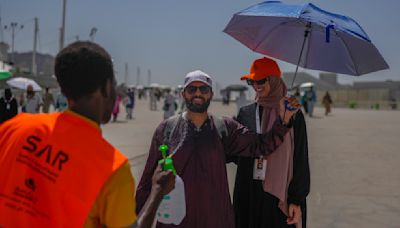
[9,52,55,75]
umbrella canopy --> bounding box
[224,1,389,78]
[299,82,315,88]
[225,84,249,92]
[6,77,42,91]
[149,83,161,88]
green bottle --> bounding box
[158,144,177,175]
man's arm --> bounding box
[135,122,165,214]
[224,97,299,157]
[223,117,288,157]
[98,163,174,228]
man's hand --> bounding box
[279,96,300,125]
[151,164,175,196]
[287,204,301,225]
[137,165,176,228]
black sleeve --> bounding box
[0,99,4,123]
[11,99,18,117]
[287,111,310,205]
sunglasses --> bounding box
[246,78,270,86]
[185,85,211,95]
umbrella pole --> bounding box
[290,23,311,90]
[285,24,311,123]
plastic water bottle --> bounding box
[156,145,186,225]
[156,175,186,224]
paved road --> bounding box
[103,99,400,228]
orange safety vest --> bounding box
[0,111,128,227]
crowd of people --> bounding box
[0,85,69,124]
[1,42,312,228]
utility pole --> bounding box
[59,0,67,51]
[124,63,129,84]
[4,22,24,64]
[32,17,38,76]
[0,16,4,42]
[147,69,151,86]
[136,66,141,86]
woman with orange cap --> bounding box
[230,57,310,228]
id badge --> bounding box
[253,157,267,180]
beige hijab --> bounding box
[256,77,301,228]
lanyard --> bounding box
[255,104,265,175]
[256,104,261,134]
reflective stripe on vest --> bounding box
[0,112,128,227]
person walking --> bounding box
[163,89,177,119]
[20,84,43,113]
[136,70,300,228]
[322,91,333,116]
[112,95,122,122]
[42,87,55,113]
[230,57,310,228]
[305,87,316,117]
[0,88,18,123]
[55,93,68,111]
[301,93,308,115]
[125,88,135,120]
[149,89,157,111]
[0,41,175,228]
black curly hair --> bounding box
[54,41,114,101]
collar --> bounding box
[182,111,211,131]
[64,109,102,133]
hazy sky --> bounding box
[1,0,399,87]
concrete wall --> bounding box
[316,88,398,110]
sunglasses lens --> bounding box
[199,86,210,94]
[187,86,197,94]
[256,78,266,85]
[187,86,210,94]
[246,80,254,86]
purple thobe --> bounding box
[136,115,288,228]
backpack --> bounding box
[163,114,228,146]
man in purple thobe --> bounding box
[136,70,300,228]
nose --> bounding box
[253,84,262,90]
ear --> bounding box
[101,79,112,98]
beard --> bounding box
[185,96,211,113]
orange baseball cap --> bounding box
[240,57,281,81]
